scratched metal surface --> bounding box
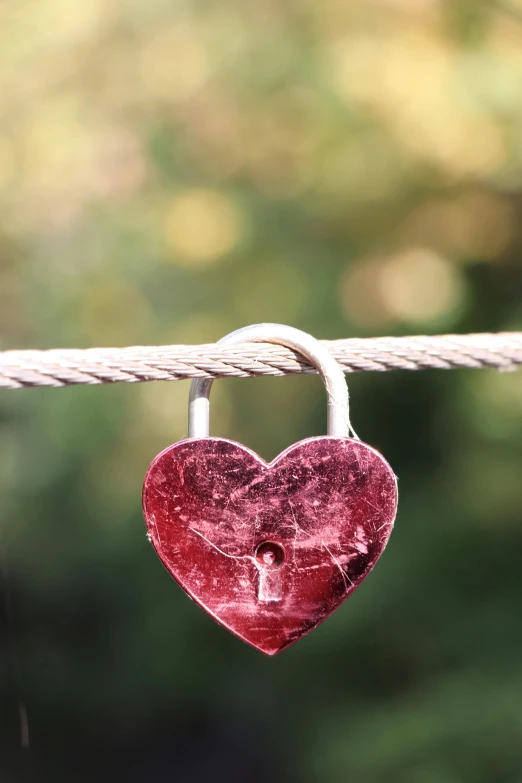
[143,437,398,655]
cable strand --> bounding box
[0,332,521,389]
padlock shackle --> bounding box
[188,323,357,439]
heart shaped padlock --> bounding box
[142,324,398,655]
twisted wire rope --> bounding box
[0,332,520,389]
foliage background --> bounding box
[2,0,522,780]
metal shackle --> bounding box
[188,323,356,440]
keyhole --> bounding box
[255,542,285,603]
[255,542,285,569]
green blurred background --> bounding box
[2,0,522,780]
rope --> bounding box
[0,332,521,389]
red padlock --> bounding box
[142,324,398,655]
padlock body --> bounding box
[142,436,397,655]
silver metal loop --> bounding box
[188,323,357,440]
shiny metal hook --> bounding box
[188,323,358,440]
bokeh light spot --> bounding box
[400,192,516,262]
[340,247,467,329]
[139,26,209,102]
[164,189,242,265]
[380,248,466,325]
